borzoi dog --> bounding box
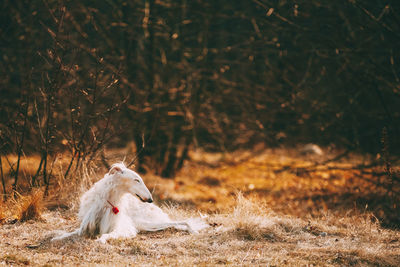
[52,163,208,243]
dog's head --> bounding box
[108,163,153,203]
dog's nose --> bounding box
[147,198,153,203]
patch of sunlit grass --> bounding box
[217,193,304,242]
[14,189,44,221]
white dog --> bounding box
[52,163,208,243]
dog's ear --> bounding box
[109,165,123,175]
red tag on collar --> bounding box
[112,206,119,214]
[107,200,119,215]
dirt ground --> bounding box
[1,148,400,266]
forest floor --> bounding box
[0,146,399,266]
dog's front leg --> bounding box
[97,233,111,244]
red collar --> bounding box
[107,200,119,214]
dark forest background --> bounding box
[1,0,399,181]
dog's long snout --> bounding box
[136,194,153,203]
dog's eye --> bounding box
[135,179,140,183]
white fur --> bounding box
[52,163,208,243]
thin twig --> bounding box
[13,96,30,194]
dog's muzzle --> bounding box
[136,194,153,203]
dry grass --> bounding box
[15,190,44,222]
[0,194,399,266]
[0,190,44,223]
[0,147,399,266]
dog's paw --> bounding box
[189,229,199,234]
[96,236,108,244]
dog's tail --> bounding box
[51,229,80,241]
